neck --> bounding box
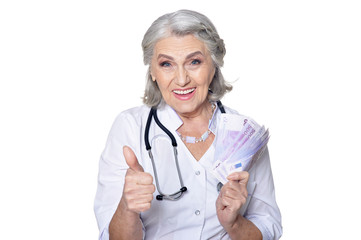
[177,101,214,136]
[179,101,211,121]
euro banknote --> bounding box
[212,114,270,184]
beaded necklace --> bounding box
[176,103,215,143]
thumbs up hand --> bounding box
[123,146,144,172]
[120,146,155,214]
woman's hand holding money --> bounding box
[216,171,262,239]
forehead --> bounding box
[153,34,209,58]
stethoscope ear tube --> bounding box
[144,108,154,151]
[152,108,177,147]
[145,107,186,201]
[217,101,226,114]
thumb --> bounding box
[123,146,144,172]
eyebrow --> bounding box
[186,51,204,59]
[157,54,174,61]
[157,51,204,61]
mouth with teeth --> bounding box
[172,87,196,100]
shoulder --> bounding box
[109,105,151,136]
[222,105,240,115]
[114,105,150,124]
[222,105,261,126]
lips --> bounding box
[172,88,195,95]
[172,87,196,100]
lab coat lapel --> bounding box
[155,104,183,133]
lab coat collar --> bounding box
[155,103,183,131]
[155,101,220,133]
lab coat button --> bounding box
[195,210,200,215]
[195,171,200,175]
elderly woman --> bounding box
[94,9,282,240]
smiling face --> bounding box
[150,34,216,117]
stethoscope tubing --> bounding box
[144,101,225,200]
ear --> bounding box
[212,66,217,79]
[150,70,156,82]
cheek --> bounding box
[194,68,214,86]
[155,75,173,94]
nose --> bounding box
[174,67,190,87]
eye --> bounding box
[191,59,201,65]
[160,61,171,67]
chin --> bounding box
[172,101,207,115]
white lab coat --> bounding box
[94,103,282,239]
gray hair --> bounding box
[142,9,232,107]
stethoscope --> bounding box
[144,100,226,201]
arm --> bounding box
[243,148,282,240]
[216,172,262,240]
[109,201,143,240]
[216,148,282,240]
[94,111,155,240]
[225,215,262,240]
[109,147,155,240]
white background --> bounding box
[0,0,360,239]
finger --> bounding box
[124,192,154,213]
[220,195,232,207]
[125,171,154,185]
[218,187,247,212]
[220,195,245,212]
[217,190,236,209]
[227,171,249,184]
[127,201,152,213]
[125,191,154,203]
[124,181,156,195]
[123,146,144,172]
[225,180,247,192]
[223,180,248,197]
[216,192,226,210]
[132,193,154,204]
[221,186,247,202]
[136,202,152,213]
